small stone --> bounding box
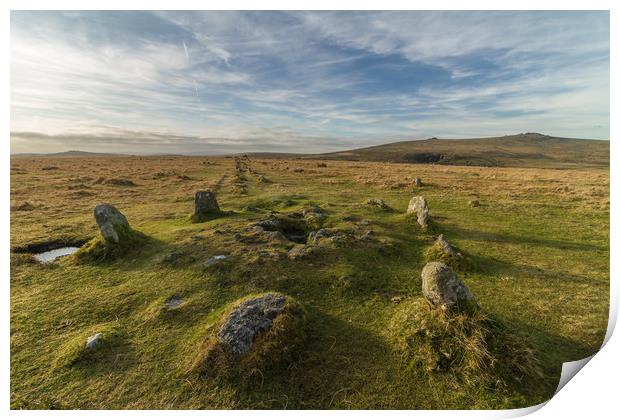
[468,199,480,207]
[413,177,422,187]
[85,333,102,349]
[253,219,281,231]
[203,255,228,267]
[287,245,315,260]
[164,296,183,310]
[366,198,390,210]
[307,229,348,246]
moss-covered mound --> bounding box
[188,293,306,380]
[73,228,149,262]
[52,323,123,370]
[423,235,473,272]
[389,298,542,388]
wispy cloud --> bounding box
[10,11,609,154]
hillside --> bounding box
[11,150,126,158]
[302,133,610,168]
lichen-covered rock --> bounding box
[421,262,477,312]
[367,198,390,210]
[407,196,429,227]
[307,228,349,247]
[253,219,281,231]
[434,234,454,255]
[417,207,429,228]
[406,196,427,215]
[287,244,316,260]
[93,204,131,243]
[218,293,287,355]
[306,229,330,245]
[301,206,327,227]
[192,191,220,222]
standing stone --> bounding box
[421,262,477,312]
[193,191,220,222]
[413,177,422,187]
[93,204,131,243]
[407,196,426,214]
[407,196,429,227]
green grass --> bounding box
[10,156,609,409]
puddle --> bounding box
[33,247,80,263]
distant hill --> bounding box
[12,133,610,168]
[11,150,126,158]
[299,133,609,168]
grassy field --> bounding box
[10,155,609,409]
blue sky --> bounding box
[10,11,609,154]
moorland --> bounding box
[10,139,610,409]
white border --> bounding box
[2,1,616,419]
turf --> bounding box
[10,156,609,409]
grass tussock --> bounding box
[52,322,123,370]
[188,295,307,381]
[389,298,542,388]
[10,252,38,266]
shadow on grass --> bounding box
[437,223,607,253]
[487,312,602,403]
[193,307,396,409]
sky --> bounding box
[10,11,610,155]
